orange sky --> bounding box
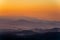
[0,0,60,21]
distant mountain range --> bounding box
[0,18,60,30]
[0,17,60,40]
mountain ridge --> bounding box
[0,18,60,30]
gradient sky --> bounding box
[0,0,60,21]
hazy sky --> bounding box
[0,0,60,21]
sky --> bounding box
[0,0,60,21]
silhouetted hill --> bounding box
[0,28,60,40]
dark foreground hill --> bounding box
[0,32,60,40]
[0,28,60,40]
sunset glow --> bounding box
[0,0,60,21]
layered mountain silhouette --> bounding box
[0,17,60,40]
[0,18,60,30]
